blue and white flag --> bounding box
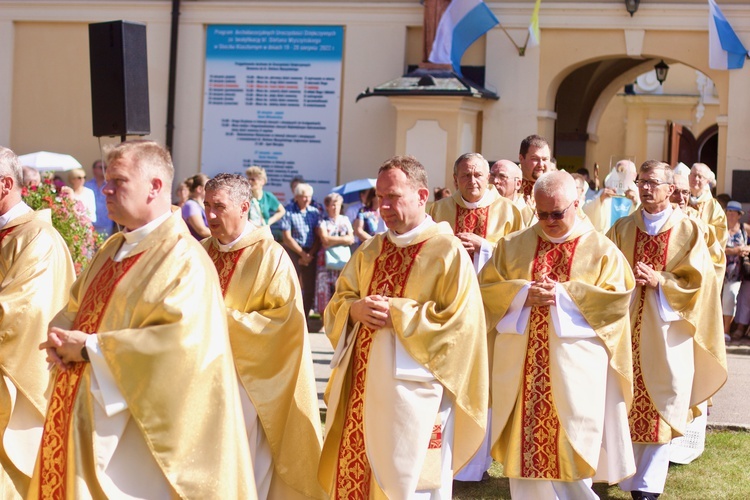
[429,0,499,75]
[708,0,749,70]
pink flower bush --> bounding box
[23,175,105,275]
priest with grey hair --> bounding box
[202,173,324,499]
[479,170,636,499]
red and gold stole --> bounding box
[334,238,425,499]
[521,236,579,479]
[629,227,671,443]
[521,179,535,198]
[38,254,142,499]
[455,205,489,259]
[207,244,246,296]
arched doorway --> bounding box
[553,58,646,172]
[552,57,721,178]
[698,124,719,174]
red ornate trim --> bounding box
[629,228,671,443]
[520,236,579,479]
[428,424,442,450]
[455,205,490,259]
[38,254,142,499]
[521,179,535,198]
[207,244,246,296]
[334,238,425,498]
[455,205,489,239]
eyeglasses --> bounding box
[490,174,519,182]
[536,200,575,221]
[635,179,669,189]
[673,189,690,197]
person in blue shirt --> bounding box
[85,160,114,237]
[280,182,320,328]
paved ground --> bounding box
[310,325,750,430]
[309,328,333,413]
[708,350,750,430]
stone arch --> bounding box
[538,28,731,183]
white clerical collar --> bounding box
[690,188,711,205]
[641,205,673,236]
[542,217,580,244]
[218,220,257,252]
[114,210,172,262]
[122,210,173,245]
[461,190,490,209]
[0,201,32,229]
[387,214,435,247]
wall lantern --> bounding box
[625,0,640,16]
[654,60,670,85]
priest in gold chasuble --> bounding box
[688,162,728,246]
[0,147,75,500]
[607,161,727,499]
[671,173,726,289]
[202,174,325,500]
[428,153,522,274]
[31,141,256,499]
[479,171,636,500]
[429,153,521,482]
[319,156,488,499]
[518,134,554,208]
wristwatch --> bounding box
[80,345,90,363]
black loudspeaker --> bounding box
[89,21,150,137]
[732,171,750,203]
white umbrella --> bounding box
[18,151,83,171]
[332,178,376,203]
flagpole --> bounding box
[499,24,529,57]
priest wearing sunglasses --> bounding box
[479,170,637,499]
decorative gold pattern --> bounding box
[455,205,489,258]
[207,244,246,296]
[334,238,425,499]
[521,236,579,478]
[629,228,671,443]
[38,255,142,499]
[521,179,535,198]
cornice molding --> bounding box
[2,2,749,31]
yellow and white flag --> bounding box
[528,0,542,48]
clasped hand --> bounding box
[350,294,392,330]
[634,261,659,288]
[456,232,483,254]
[524,276,556,307]
[39,326,88,371]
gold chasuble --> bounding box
[29,209,255,499]
[428,186,522,256]
[691,191,728,246]
[202,226,325,500]
[0,209,74,499]
[607,209,727,442]
[479,220,636,483]
[681,207,726,298]
[320,221,488,499]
